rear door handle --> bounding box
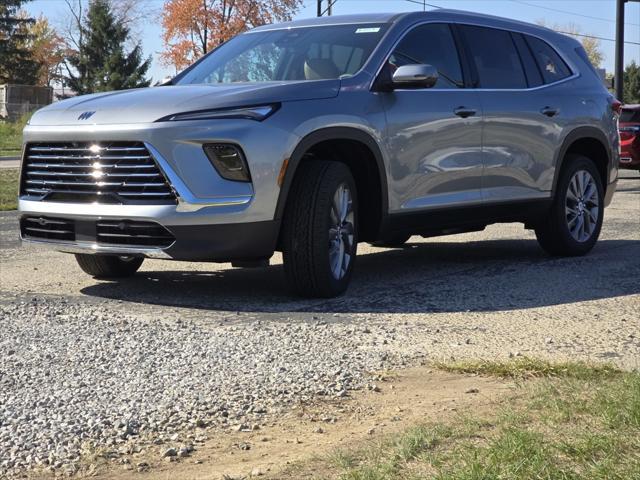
[454,107,477,118]
[540,106,559,117]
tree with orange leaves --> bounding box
[160,0,302,73]
[27,16,67,86]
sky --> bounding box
[24,0,640,83]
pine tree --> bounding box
[0,0,39,84]
[65,0,151,94]
[623,61,640,104]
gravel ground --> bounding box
[1,171,639,477]
[0,300,420,476]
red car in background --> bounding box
[619,104,640,170]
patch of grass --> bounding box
[312,361,639,480]
[0,113,29,156]
[0,168,19,210]
[328,449,358,470]
[434,357,622,380]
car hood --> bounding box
[29,80,340,126]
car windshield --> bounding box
[175,23,389,85]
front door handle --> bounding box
[454,107,477,118]
[540,106,559,117]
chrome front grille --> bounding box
[20,142,176,204]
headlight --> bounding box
[203,144,251,182]
[157,104,279,122]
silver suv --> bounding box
[19,10,620,297]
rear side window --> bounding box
[526,36,572,84]
[390,23,464,89]
[458,25,527,89]
[511,33,544,88]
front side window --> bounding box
[176,24,389,85]
[526,36,572,84]
[459,25,527,89]
[389,23,464,89]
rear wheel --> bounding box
[535,155,604,256]
[282,160,358,298]
[75,254,144,278]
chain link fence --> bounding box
[0,102,50,122]
[1,85,54,123]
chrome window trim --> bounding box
[370,19,579,92]
[246,21,389,32]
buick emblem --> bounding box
[77,111,96,120]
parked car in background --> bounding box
[18,10,620,297]
[619,105,640,170]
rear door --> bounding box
[381,23,483,213]
[457,25,570,203]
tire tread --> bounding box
[75,254,143,278]
[282,160,357,297]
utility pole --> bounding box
[615,0,640,102]
[317,0,335,17]
[615,0,626,101]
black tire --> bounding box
[282,160,358,298]
[370,234,411,248]
[535,154,604,256]
[75,254,144,278]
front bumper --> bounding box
[620,133,640,169]
[20,215,279,261]
[18,120,299,261]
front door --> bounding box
[381,23,483,213]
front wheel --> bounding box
[75,254,144,278]
[535,155,604,256]
[282,161,358,298]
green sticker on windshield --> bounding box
[356,27,380,33]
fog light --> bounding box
[203,144,250,182]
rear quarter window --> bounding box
[526,36,572,84]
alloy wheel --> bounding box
[565,170,600,242]
[328,183,355,280]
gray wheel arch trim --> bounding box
[552,126,613,197]
[274,127,389,224]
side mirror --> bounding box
[392,64,438,89]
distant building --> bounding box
[0,84,54,121]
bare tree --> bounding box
[57,0,150,51]
[537,20,604,68]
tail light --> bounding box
[619,131,633,141]
[612,99,623,116]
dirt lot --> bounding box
[0,170,638,479]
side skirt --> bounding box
[380,199,552,239]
